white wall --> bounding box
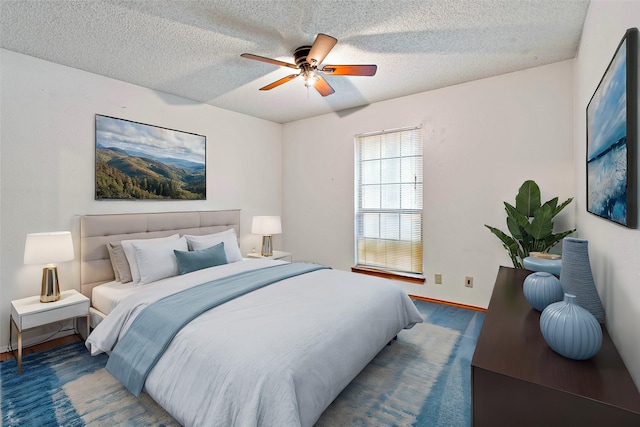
[574,1,640,389]
[282,60,576,309]
[0,49,283,351]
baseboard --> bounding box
[410,294,486,312]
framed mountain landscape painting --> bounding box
[586,28,638,228]
[95,115,206,200]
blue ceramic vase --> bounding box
[523,272,563,312]
[540,293,603,360]
[560,237,605,323]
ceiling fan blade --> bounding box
[241,53,298,69]
[259,74,299,91]
[320,64,377,76]
[313,75,335,97]
[307,33,337,66]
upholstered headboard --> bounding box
[80,210,240,299]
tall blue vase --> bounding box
[540,293,603,360]
[559,237,605,323]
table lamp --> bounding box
[24,231,75,302]
[251,216,282,257]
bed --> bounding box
[81,210,423,427]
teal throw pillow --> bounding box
[174,242,228,275]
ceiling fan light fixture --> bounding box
[302,70,318,88]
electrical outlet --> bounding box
[465,276,473,288]
[435,273,442,284]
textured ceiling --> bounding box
[0,0,589,123]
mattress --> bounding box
[91,280,145,315]
[91,259,256,315]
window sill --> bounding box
[351,266,425,284]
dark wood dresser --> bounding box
[471,266,640,426]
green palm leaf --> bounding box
[528,204,553,239]
[515,180,541,217]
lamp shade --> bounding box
[252,216,282,235]
[24,231,74,265]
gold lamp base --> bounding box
[261,235,273,257]
[40,265,61,303]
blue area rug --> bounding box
[1,300,483,426]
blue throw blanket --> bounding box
[106,263,329,396]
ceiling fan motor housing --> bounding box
[294,46,313,68]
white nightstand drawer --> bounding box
[11,290,89,330]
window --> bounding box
[354,126,423,276]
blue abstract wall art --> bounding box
[586,28,638,228]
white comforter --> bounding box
[86,260,423,427]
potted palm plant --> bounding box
[485,180,575,269]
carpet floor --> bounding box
[1,300,484,426]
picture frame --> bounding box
[586,27,638,228]
[95,115,206,200]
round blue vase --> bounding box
[523,272,563,311]
[540,293,603,360]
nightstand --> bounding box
[246,250,292,262]
[10,289,90,374]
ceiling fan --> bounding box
[241,33,377,96]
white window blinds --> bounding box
[355,126,423,275]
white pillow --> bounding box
[121,234,180,284]
[185,229,242,263]
[133,236,188,284]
